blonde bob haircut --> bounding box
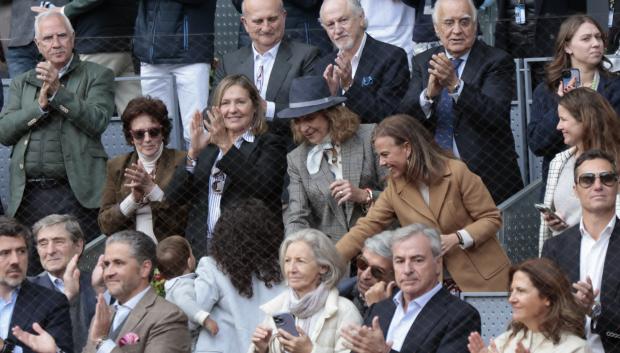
[210,74,268,136]
[291,105,361,145]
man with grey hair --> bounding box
[29,214,96,353]
[338,230,395,318]
[214,0,320,141]
[313,0,409,124]
[341,223,480,353]
[399,0,522,204]
[0,11,114,265]
[83,230,190,353]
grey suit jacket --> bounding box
[285,124,384,241]
[213,38,320,137]
[82,287,191,353]
[29,271,96,353]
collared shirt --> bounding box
[253,42,281,120]
[0,288,22,353]
[324,144,343,180]
[579,216,615,353]
[47,273,65,293]
[97,286,151,353]
[206,131,255,237]
[386,283,442,352]
[419,49,471,157]
[350,33,368,83]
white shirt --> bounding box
[419,49,471,157]
[360,0,415,67]
[579,216,615,353]
[350,33,368,82]
[386,283,442,352]
[97,286,151,353]
[253,42,281,120]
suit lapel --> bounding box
[266,40,292,101]
[601,220,620,305]
[340,134,363,223]
[354,35,376,83]
[428,167,452,221]
[401,288,447,352]
[394,178,438,226]
[115,288,157,343]
[460,41,483,85]
[308,153,347,229]
[239,46,255,85]
[564,230,581,283]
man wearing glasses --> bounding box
[339,230,395,318]
[0,10,114,273]
[542,149,620,353]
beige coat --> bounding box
[336,159,510,291]
[248,288,362,353]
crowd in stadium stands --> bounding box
[0,0,618,352]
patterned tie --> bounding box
[255,64,264,93]
[434,58,463,150]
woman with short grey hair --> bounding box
[250,229,362,353]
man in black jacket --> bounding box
[134,0,216,146]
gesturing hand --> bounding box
[341,316,392,353]
[330,179,367,205]
[467,332,498,353]
[62,254,81,301]
[364,281,396,306]
[277,326,312,353]
[91,254,106,294]
[13,323,58,353]
[573,276,599,313]
[89,293,112,343]
[124,160,156,203]
[204,107,232,153]
[251,324,273,353]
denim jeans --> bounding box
[6,42,40,78]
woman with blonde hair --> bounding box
[279,76,383,242]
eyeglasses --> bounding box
[356,255,392,282]
[130,127,162,140]
[211,169,225,193]
[576,171,619,188]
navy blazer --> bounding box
[528,73,620,186]
[29,271,96,353]
[365,287,481,353]
[166,133,287,257]
[399,40,523,204]
[541,219,620,353]
[9,280,73,353]
[312,35,410,124]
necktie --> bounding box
[53,278,64,293]
[256,64,264,93]
[434,58,463,150]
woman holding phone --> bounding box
[528,14,620,185]
[249,229,362,353]
[165,74,287,257]
[279,76,384,243]
[538,88,620,249]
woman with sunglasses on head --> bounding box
[336,114,510,292]
[278,76,384,243]
[166,74,287,257]
[98,96,189,243]
[528,15,620,187]
[538,87,620,251]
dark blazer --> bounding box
[29,271,96,353]
[541,219,620,353]
[98,148,189,241]
[9,280,73,353]
[528,74,620,186]
[285,124,383,241]
[312,35,410,124]
[399,40,523,204]
[166,133,287,257]
[366,287,481,353]
[214,38,320,138]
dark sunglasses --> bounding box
[356,255,392,281]
[576,171,619,188]
[130,127,162,140]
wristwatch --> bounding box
[449,79,462,93]
[591,301,602,320]
[0,338,15,353]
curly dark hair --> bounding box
[121,96,173,145]
[210,198,283,298]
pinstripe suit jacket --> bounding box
[285,124,384,242]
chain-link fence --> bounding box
[0,8,618,352]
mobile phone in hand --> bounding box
[534,203,568,227]
[273,313,299,337]
[561,68,581,88]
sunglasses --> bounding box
[130,127,162,140]
[356,255,392,281]
[576,171,619,188]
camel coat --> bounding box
[336,159,510,291]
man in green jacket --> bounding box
[0,11,114,272]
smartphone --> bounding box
[561,68,581,88]
[273,313,299,337]
[534,203,568,227]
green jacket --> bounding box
[0,56,115,215]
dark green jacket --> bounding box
[0,56,115,215]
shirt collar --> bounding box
[58,54,74,78]
[47,272,63,285]
[444,49,471,63]
[0,287,20,305]
[392,282,442,311]
[352,33,368,63]
[114,285,150,309]
[253,41,281,61]
[579,216,616,242]
[234,130,255,147]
